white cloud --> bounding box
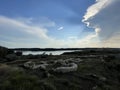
[0,16,58,47]
[0,15,96,48]
[0,16,49,39]
[82,0,120,47]
[1,0,120,50]
[0,15,101,48]
[15,17,56,28]
[0,15,72,48]
[67,33,100,48]
[58,26,64,30]
[82,0,113,21]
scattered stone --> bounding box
[54,63,78,73]
[24,61,48,70]
[24,61,35,69]
[99,76,107,82]
[92,85,98,90]
[23,58,82,73]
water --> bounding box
[22,50,80,55]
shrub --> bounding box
[15,51,22,56]
[0,46,8,58]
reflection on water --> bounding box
[22,50,80,55]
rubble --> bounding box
[23,58,81,73]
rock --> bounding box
[92,85,98,90]
[99,77,107,82]
[24,61,48,70]
[33,64,48,70]
[24,61,35,69]
[54,63,78,73]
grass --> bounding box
[0,64,56,90]
[1,58,119,90]
[0,48,120,90]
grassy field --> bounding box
[0,46,120,90]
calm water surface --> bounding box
[22,50,80,55]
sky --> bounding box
[0,0,120,48]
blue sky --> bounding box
[0,0,119,48]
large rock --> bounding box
[54,63,78,73]
[24,61,48,70]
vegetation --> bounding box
[0,46,120,90]
[0,46,8,58]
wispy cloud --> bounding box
[82,0,113,21]
[1,0,120,50]
[0,15,69,48]
[58,26,64,30]
[0,16,49,39]
[0,15,96,48]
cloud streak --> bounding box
[0,16,49,39]
[0,15,62,48]
[58,27,64,30]
[0,15,98,48]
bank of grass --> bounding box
[0,64,56,90]
[0,67,82,90]
[0,63,94,90]
[0,56,120,90]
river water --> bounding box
[22,50,80,55]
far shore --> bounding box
[10,47,120,51]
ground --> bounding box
[0,47,120,90]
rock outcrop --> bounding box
[54,63,78,73]
[24,61,48,70]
